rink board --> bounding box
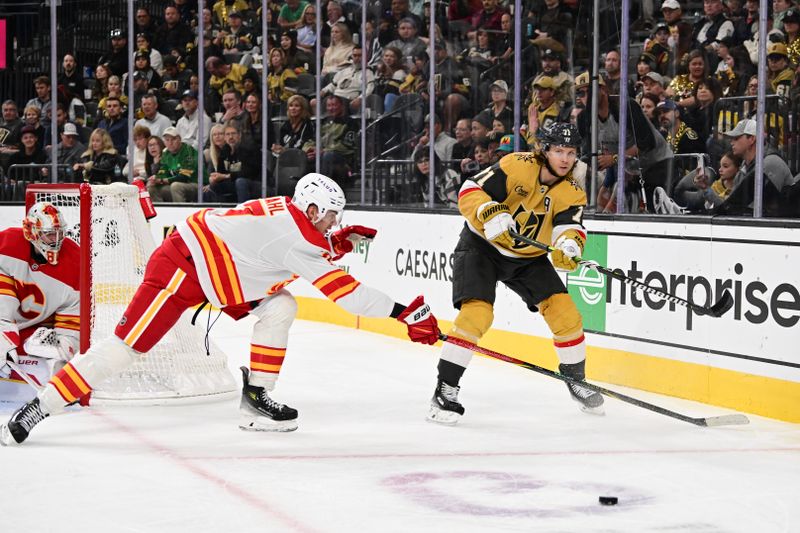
[0,205,797,422]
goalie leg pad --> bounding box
[38,336,139,414]
[539,293,585,364]
[247,290,297,390]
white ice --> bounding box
[1,317,798,533]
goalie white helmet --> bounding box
[291,173,346,225]
[22,202,66,265]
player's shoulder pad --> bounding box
[552,176,588,207]
[0,228,31,262]
[498,152,540,185]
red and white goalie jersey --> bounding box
[0,228,80,349]
[176,197,395,316]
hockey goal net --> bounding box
[25,183,237,403]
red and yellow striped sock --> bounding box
[49,362,92,404]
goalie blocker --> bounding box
[1,173,440,445]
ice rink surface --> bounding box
[1,317,798,533]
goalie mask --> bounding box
[23,202,66,265]
[291,173,346,226]
[536,122,582,179]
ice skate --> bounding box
[0,397,49,446]
[427,379,465,425]
[238,367,298,432]
[560,363,605,415]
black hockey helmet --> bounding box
[537,122,582,152]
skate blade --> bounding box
[576,401,606,416]
[238,415,298,432]
[426,405,462,426]
[0,424,20,446]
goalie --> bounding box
[428,122,604,425]
[1,173,440,444]
[0,202,80,401]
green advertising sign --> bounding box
[567,234,607,332]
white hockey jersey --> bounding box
[0,228,81,350]
[176,197,396,316]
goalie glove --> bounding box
[329,225,377,261]
[23,327,78,362]
[551,230,586,272]
[397,295,440,345]
[0,330,20,379]
[477,202,516,249]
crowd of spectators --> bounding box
[0,0,798,215]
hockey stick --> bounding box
[508,230,734,318]
[440,334,749,427]
[5,360,42,391]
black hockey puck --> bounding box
[599,496,618,506]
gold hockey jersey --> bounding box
[457,152,587,258]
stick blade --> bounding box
[707,290,734,318]
[701,414,750,427]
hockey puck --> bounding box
[599,496,618,506]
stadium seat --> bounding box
[275,148,308,196]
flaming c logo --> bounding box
[15,280,46,321]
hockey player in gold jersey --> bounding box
[428,122,604,424]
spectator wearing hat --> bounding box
[98,29,129,78]
[44,122,86,180]
[538,48,572,104]
[176,90,210,150]
[6,125,46,182]
[527,75,570,147]
[494,133,514,157]
[642,71,666,102]
[160,55,192,101]
[153,5,194,55]
[483,80,514,133]
[783,9,800,66]
[645,23,672,75]
[135,94,173,139]
[130,71,152,119]
[766,42,793,98]
[714,118,793,216]
[277,0,310,30]
[135,33,163,74]
[413,113,457,163]
[96,96,128,155]
[657,98,705,176]
[217,9,256,59]
[661,0,694,62]
[129,49,163,90]
[154,127,205,203]
[280,30,315,74]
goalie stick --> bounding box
[440,334,750,427]
[508,230,734,318]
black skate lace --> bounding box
[439,382,460,402]
[17,403,46,431]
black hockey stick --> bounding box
[440,334,749,427]
[508,230,734,318]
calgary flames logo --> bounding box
[15,280,46,321]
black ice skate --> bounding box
[559,362,605,415]
[238,367,298,432]
[427,379,465,425]
[0,397,49,446]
